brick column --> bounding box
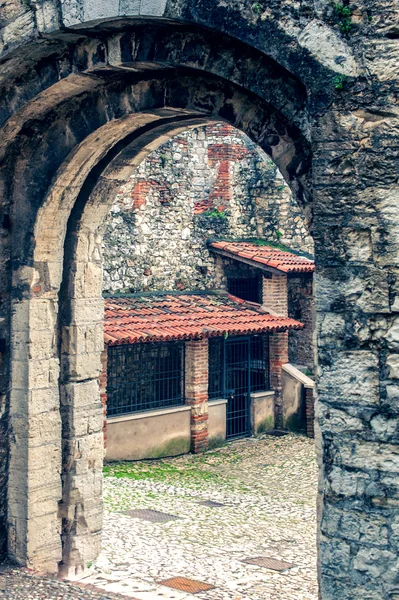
[185,339,209,453]
[99,349,107,448]
[263,273,289,428]
[269,331,289,427]
[262,273,288,316]
[305,385,315,439]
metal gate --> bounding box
[224,336,268,439]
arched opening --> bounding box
[5,41,310,569]
[2,19,311,580]
[92,120,317,598]
[1,11,395,600]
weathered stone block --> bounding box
[27,410,62,445]
[339,440,399,474]
[383,385,399,413]
[140,0,167,16]
[354,547,399,582]
[318,403,365,435]
[63,322,104,356]
[67,298,104,325]
[65,351,102,381]
[30,387,60,416]
[29,358,60,390]
[319,351,379,407]
[386,318,399,350]
[327,465,370,498]
[386,354,399,379]
[320,537,351,577]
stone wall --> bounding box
[0,2,398,597]
[288,274,314,370]
[102,123,312,294]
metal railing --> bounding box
[209,335,269,398]
[107,341,185,417]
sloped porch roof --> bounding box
[209,241,315,274]
[104,291,303,346]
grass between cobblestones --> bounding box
[96,434,318,600]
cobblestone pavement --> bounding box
[0,563,132,599]
[83,433,318,600]
[0,434,317,600]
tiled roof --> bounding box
[104,292,303,346]
[209,241,315,273]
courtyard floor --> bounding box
[0,433,317,600]
[84,433,318,600]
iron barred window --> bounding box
[208,337,224,399]
[107,342,185,417]
[208,334,270,400]
[227,276,261,303]
[250,335,270,392]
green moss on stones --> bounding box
[256,416,274,434]
[150,437,190,459]
[208,435,226,450]
[284,412,306,433]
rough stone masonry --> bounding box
[0,1,398,599]
[102,122,312,294]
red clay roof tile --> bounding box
[209,241,314,273]
[104,292,303,346]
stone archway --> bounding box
[5,59,311,573]
[0,8,398,600]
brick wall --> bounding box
[185,339,209,453]
[262,273,288,317]
[269,332,289,427]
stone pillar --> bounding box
[7,297,62,573]
[314,99,399,598]
[185,339,209,453]
[262,273,288,317]
[0,214,10,561]
[269,331,289,427]
[57,232,105,579]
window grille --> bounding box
[208,337,224,399]
[250,335,269,392]
[227,276,261,303]
[107,342,185,417]
[208,334,270,401]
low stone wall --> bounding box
[251,390,275,434]
[105,406,191,462]
[208,399,227,448]
[281,364,314,435]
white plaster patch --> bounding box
[298,20,359,76]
